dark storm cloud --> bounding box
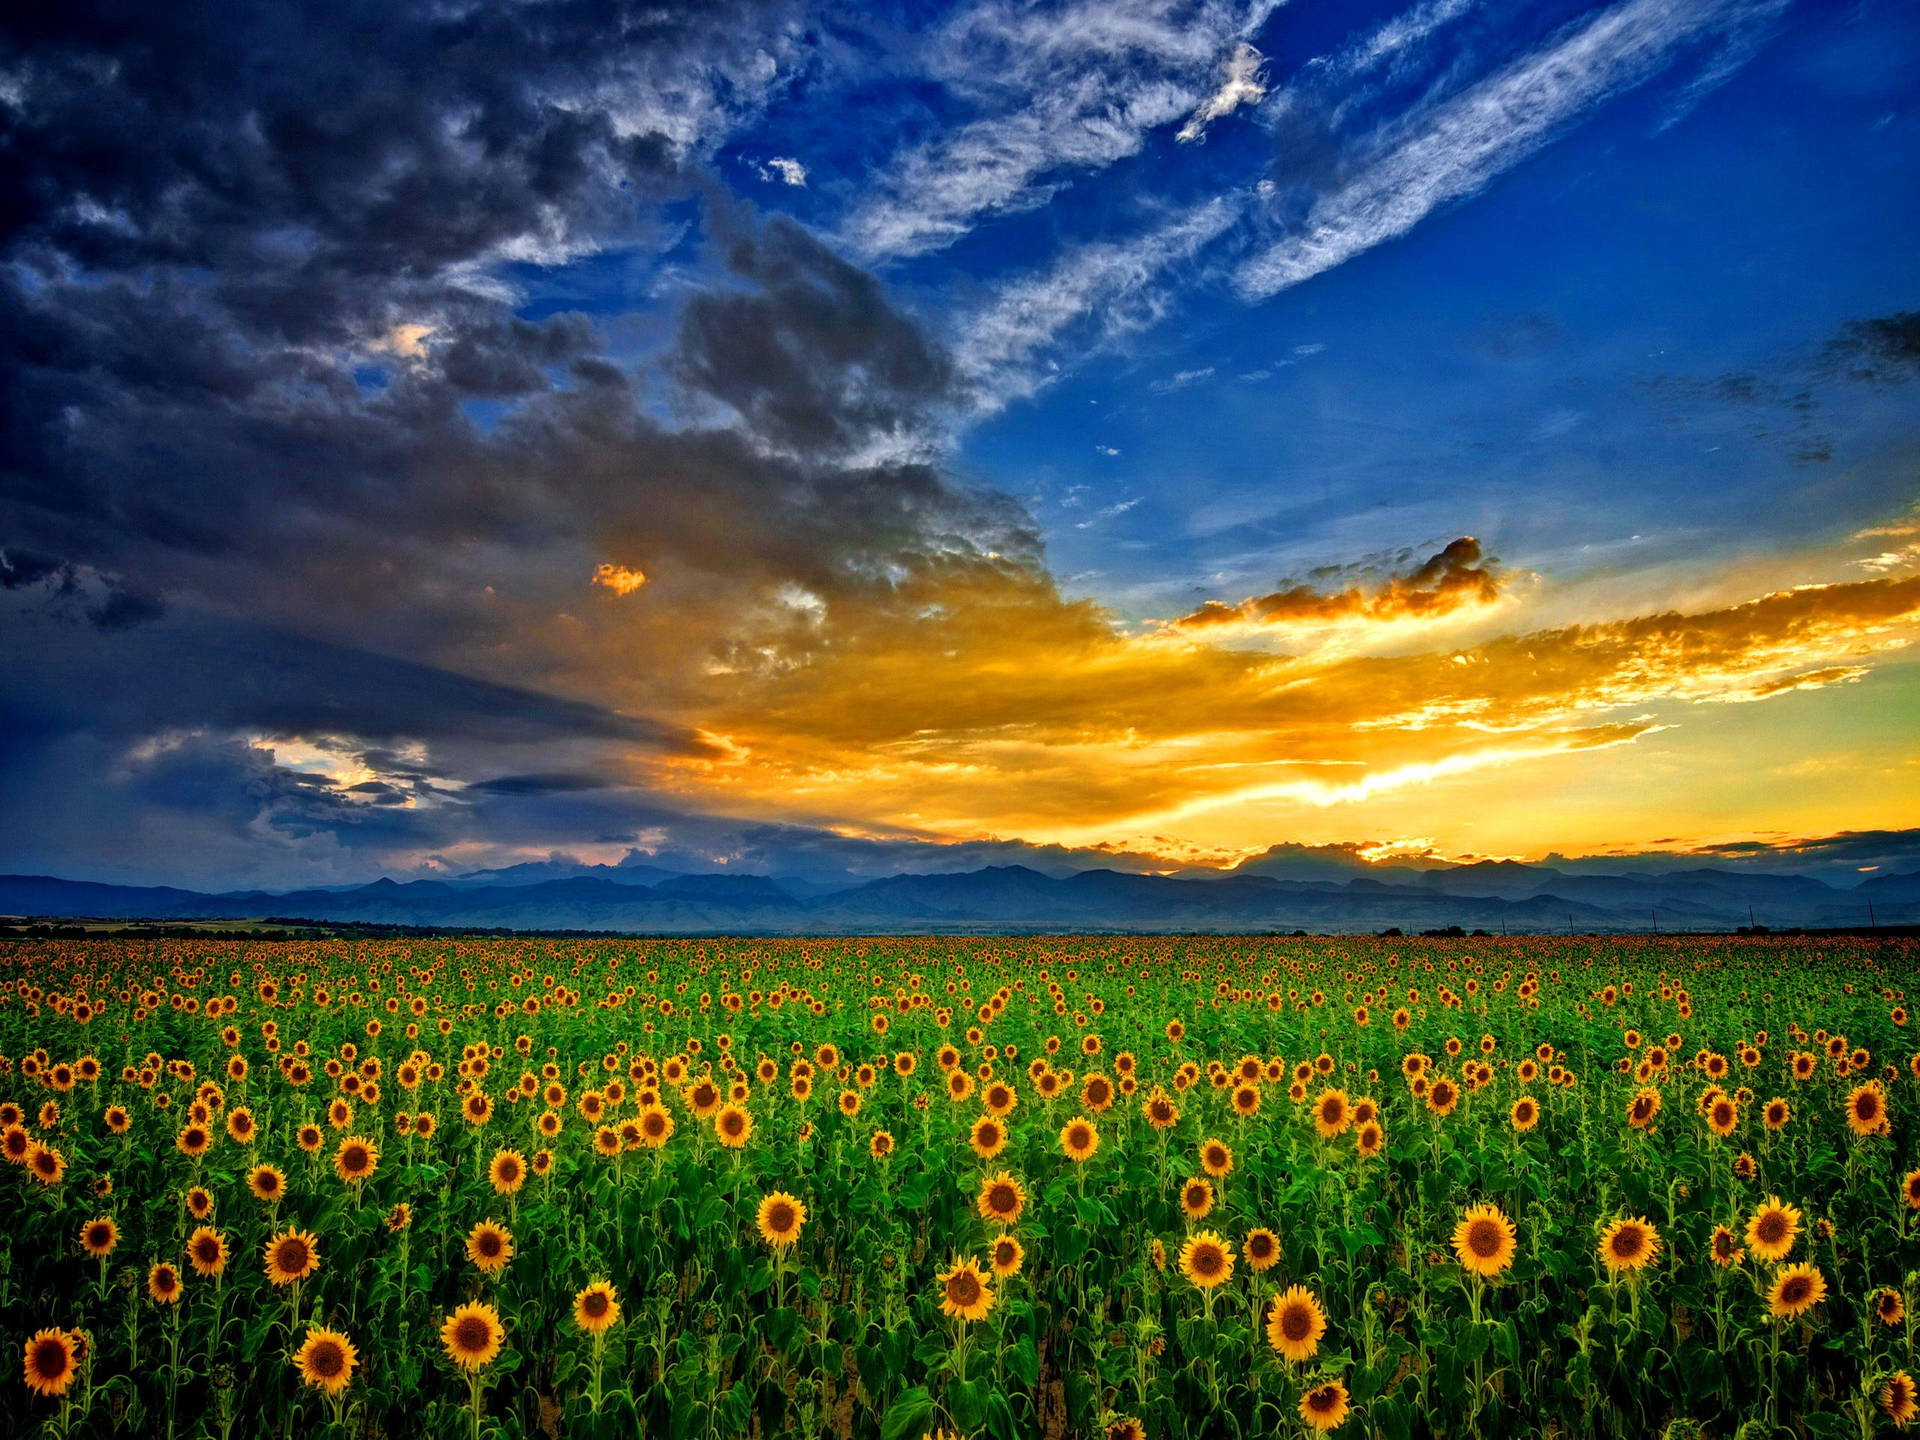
[0,0,1067,886]
[674,216,959,456]
[0,0,1037,656]
[0,599,706,756]
[467,773,616,796]
[0,545,165,629]
[0,1,776,310]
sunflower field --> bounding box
[2,933,1917,1440]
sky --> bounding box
[3,0,1919,890]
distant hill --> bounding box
[1,860,1907,935]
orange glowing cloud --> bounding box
[1172,537,1504,634]
[645,564,1920,856]
[591,563,648,596]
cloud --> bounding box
[1825,311,1920,384]
[591,563,648,596]
[668,563,1920,848]
[466,773,615,796]
[954,193,1246,404]
[1173,537,1504,631]
[842,0,1267,259]
[1177,41,1268,142]
[1151,366,1217,392]
[674,216,959,456]
[1074,497,1144,529]
[0,547,165,630]
[758,157,809,186]
[1237,0,1780,298]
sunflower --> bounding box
[1709,1225,1744,1267]
[441,1302,505,1371]
[1106,1418,1147,1440]
[1265,1285,1327,1362]
[1598,1216,1659,1274]
[186,1185,215,1219]
[1142,1089,1178,1129]
[870,1130,895,1160]
[1745,1196,1801,1262]
[1877,1288,1905,1327]
[1905,1168,1920,1210]
[638,1105,674,1148]
[990,1234,1025,1278]
[1763,1097,1790,1130]
[1059,1116,1099,1163]
[1244,1227,1281,1273]
[147,1261,183,1305]
[978,1171,1026,1228]
[264,1228,320,1287]
[294,1326,358,1397]
[1766,1262,1827,1319]
[573,1280,621,1334]
[970,1115,1007,1159]
[1627,1089,1661,1129]
[1510,1097,1539,1132]
[246,1164,286,1204]
[1313,1089,1352,1138]
[1200,1137,1234,1178]
[1180,1178,1215,1221]
[1706,1096,1738,1137]
[1179,1231,1234,1290]
[936,1256,995,1322]
[187,1226,228,1278]
[1354,1120,1385,1158]
[685,1078,722,1119]
[27,1143,67,1185]
[466,1220,515,1275]
[1846,1082,1890,1137]
[488,1149,527,1194]
[21,1329,78,1398]
[1426,1078,1460,1117]
[333,1136,378,1185]
[79,1216,119,1258]
[1883,1371,1918,1429]
[1299,1379,1351,1433]
[714,1105,753,1149]
[1452,1203,1517,1278]
[387,1202,413,1232]
[756,1192,806,1249]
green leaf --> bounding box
[880,1386,937,1440]
[1006,1333,1039,1388]
[950,1378,985,1433]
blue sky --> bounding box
[3,0,1918,887]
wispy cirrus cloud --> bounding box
[1177,41,1269,142]
[1238,0,1785,298]
[953,192,1247,404]
[843,0,1279,260]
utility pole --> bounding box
[1748,904,1757,932]
[1651,907,1658,935]
[1868,899,1876,929]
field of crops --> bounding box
[2,934,1916,1440]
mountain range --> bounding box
[2,858,1914,935]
